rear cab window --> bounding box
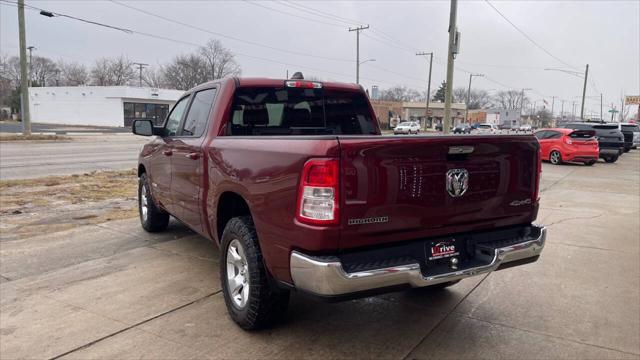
[227,83,378,136]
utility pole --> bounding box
[580,64,589,120]
[349,25,369,84]
[519,88,531,126]
[560,99,565,123]
[443,0,458,133]
[133,62,148,87]
[27,45,35,87]
[416,52,433,129]
[620,97,625,122]
[610,103,615,122]
[600,93,603,122]
[18,0,31,135]
[464,73,483,123]
[572,101,576,121]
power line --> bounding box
[484,0,580,71]
[108,0,353,63]
[241,0,345,28]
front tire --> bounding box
[585,160,596,166]
[138,173,169,232]
[549,150,563,165]
[220,216,290,330]
[604,155,619,163]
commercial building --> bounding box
[370,100,403,129]
[402,101,467,129]
[28,86,184,127]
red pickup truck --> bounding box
[132,76,546,330]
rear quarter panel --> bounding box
[205,137,341,283]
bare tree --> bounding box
[31,56,59,86]
[57,60,89,86]
[90,56,135,86]
[162,54,209,90]
[142,66,166,88]
[379,86,424,102]
[493,90,529,110]
[453,87,492,109]
[199,39,241,81]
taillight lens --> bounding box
[533,147,541,202]
[564,136,573,145]
[296,158,339,225]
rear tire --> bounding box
[138,173,169,232]
[549,150,563,165]
[585,160,596,166]
[220,216,290,330]
[604,155,619,163]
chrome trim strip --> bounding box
[290,226,546,296]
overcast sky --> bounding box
[1,0,639,117]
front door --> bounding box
[170,87,217,233]
[147,95,191,214]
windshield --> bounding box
[622,125,640,132]
[227,87,378,136]
[398,122,412,126]
[478,124,491,129]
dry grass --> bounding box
[0,169,139,240]
[0,134,71,141]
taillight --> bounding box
[285,80,322,89]
[564,136,573,145]
[296,158,339,225]
[533,147,542,202]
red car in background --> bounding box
[535,128,599,165]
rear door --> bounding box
[170,87,217,233]
[338,135,539,249]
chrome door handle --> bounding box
[185,152,200,160]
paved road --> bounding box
[0,135,148,180]
[1,153,639,359]
[0,121,129,134]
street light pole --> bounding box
[27,46,35,87]
[600,93,603,122]
[349,25,369,84]
[580,64,589,120]
[416,52,433,129]
[18,0,31,135]
[464,73,483,123]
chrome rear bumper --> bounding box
[290,226,546,296]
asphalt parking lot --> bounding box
[1,152,638,359]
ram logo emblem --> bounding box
[446,169,469,197]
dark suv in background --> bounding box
[562,122,625,163]
[621,123,639,150]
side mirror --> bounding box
[132,119,156,136]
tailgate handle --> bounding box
[449,146,474,154]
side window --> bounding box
[164,96,191,137]
[547,131,562,139]
[181,88,217,137]
[534,131,547,140]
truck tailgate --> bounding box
[338,135,540,250]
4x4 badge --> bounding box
[446,168,469,197]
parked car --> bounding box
[519,124,532,132]
[394,121,420,135]
[534,128,598,165]
[621,123,640,149]
[453,124,471,134]
[132,76,545,330]
[474,123,499,134]
[562,122,624,163]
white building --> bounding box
[28,86,184,127]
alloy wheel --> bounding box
[226,239,250,309]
